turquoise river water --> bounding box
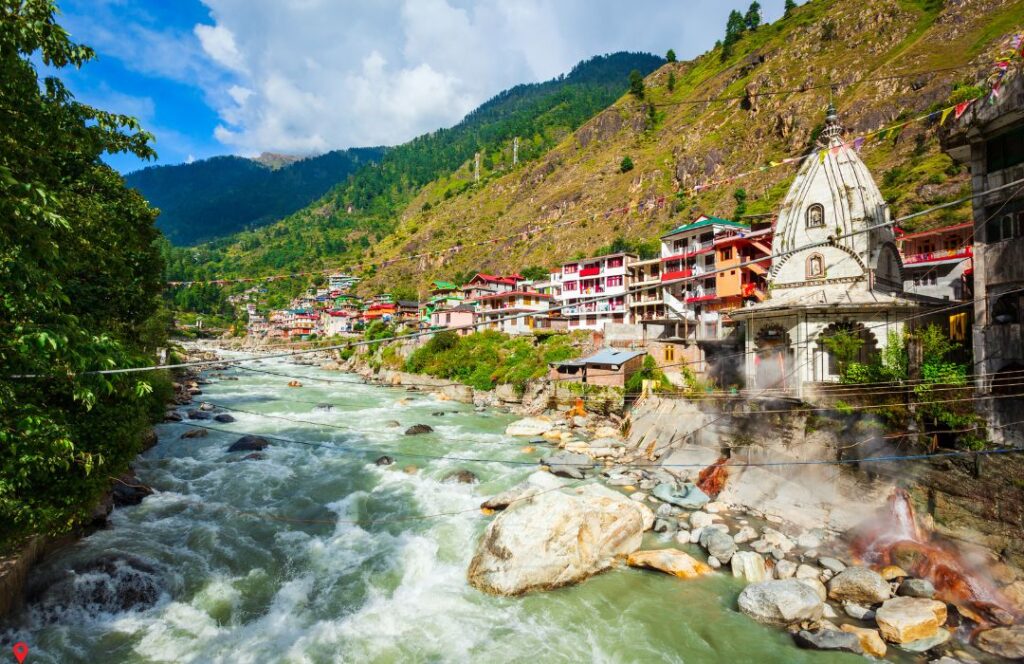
[2,357,866,663]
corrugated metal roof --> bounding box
[550,347,646,369]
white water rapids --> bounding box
[2,358,863,663]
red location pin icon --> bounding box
[12,643,28,663]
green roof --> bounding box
[432,280,457,290]
[661,215,748,238]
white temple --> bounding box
[731,104,932,396]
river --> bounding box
[4,358,865,663]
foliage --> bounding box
[0,1,167,547]
[722,10,746,60]
[405,330,582,393]
[666,49,677,63]
[620,156,635,173]
[744,2,762,30]
[821,19,838,41]
[629,69,645,99]
[519,265,551,281]
[593,235,660,259]
[821,327,864,380]
[878,330,909,383]
[667,71,676,92]
[784,0,797,17]
[625,355,669,393]
[732,188,748,220]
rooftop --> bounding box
[551,347,646,369]
[662,214,748,238]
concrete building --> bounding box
[556,252,634,331]
[473,289,551,336]
[548,348,647,388]
[731,104,930,396]
[895,221,973,301]
[942,72,1024,445]
[429,303,476,336]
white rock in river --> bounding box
[689,511,716,529]
[731,551,768,583]
[480,471,568,510]
[874,596,946,644]
[467,484,652,595]
[505,417,553,437]
[737,579,824,626]
[733,526,758,544]
[775,560,797,579]
[796,564,819,580]
[827,567,892,604]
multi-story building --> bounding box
[328,273,360,291]
[461,273,522,301]
[556,252,634,330]
[943,72,1024,445]
[710,221,773,335]
[627,257,663,323]
[474,289,551,335]
[895,222,973,301]
[420,280,464,325]
[429,303,476,335]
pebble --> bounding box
[708,556,721,569]
[675,530,691,545]
[629,492,648,502]
[733,526,758,544]
[775,560,797,579]
[796,564,819,580]
[843,601,876,621]
[704,501,727,513]
[689,529,702,544]
[804,549,818,559]
[689,511,716,529]
[818,557,847,574]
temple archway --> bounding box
[819,321,879,378]
[754,325,793,390]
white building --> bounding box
[328,273,360,291]
[556,252,634,331]
[731,104,932,395]
[474,290,551,335]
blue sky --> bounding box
[52,0,790,174]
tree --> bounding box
[666,49,677,63]
[722,10,746,60]
[519,265,550,281]
[629,69,645,99]
[822,328,865,380]
[647,102,657,128]
[732,188,748,219]
[744,2,762,30]
[620,156,635,173]
[1,1,167,545]
[667,71,676,92]
[784,0,798,17]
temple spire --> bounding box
[818,101,843,147]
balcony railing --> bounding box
[902,246,972,265]
[579,266,601,277]
[661,268,692,282]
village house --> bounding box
[626,256,663,322]
[461,273,522,301]
[328,272,360,291]
[555,252,634,331]
[473,288,551,335]
[895,222,974,301]
[429,303,476,335]
[319,309,352,336]
[942,71,1024,445]
[548,348,646,388]
[395,300,421,324]
[420,280,464,325]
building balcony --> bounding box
[902,246,972,265]
[579,266,601,277]
[661,269,692,282]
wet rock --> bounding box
[827,567,891,604]
[432,411,446,417]
[467,484,649,595]
[760,529,794,554]
[652,482,709,510]
[818,557,846,574]
[540,451,594,479]
[627,549,713,579]
[731,552,769,583]
[689,511,716,529]
[314,403,334,411]
[875,596,947,644]
[506,417,553,437]
[775,560,797,580]
[213,414,236,423]
[707,555,722,569]
[228,435,270,452]
[181,428,208,439]
[111,474,153,507]
[842,601,876,621]
[733,525,758,544]
[241,452,266,461]
[701,529,736,564]
[880,565,908,581]
[654,517,679,534]
[737,579,824,626]
[384,420,401,428]
[404,424,433,435]
[164,411,182,422]
[442,470,478,484]
[898,578,936,599]
[375,455,395,466]
[199,402,216,411]
[187,409,211,420]
[188,388,202,396]
[899,629,951,652]
[793,628,863,655]
[480,471,568,511]
[839,624,887,658]
[31,554,163,621]
[975,625,1024,659]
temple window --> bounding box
[806,253,825,279]
[806,203,825,229]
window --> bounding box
[607,257,623,268]
[564,263,577,274]
[806,253,825,279]
[806,203,825,228]
[986,124,1024,173]
[721,248,732,260]
[664,345,675,362]
[607,275,623,287]
[988,211,1024,243]
[993,293,1021,324]
[564,280,577,291]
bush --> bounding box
[620,156,634,173]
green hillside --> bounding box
[126,147,384,245]
[164,51,664,280]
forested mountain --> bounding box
[164,51,664,279]
[126,147,384,245]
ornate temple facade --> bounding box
[731,106,934,396]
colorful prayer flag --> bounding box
[818,150,827,164]
[940,106,954,125]
[853,137,865,152]
[954,100,972,119]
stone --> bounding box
[689,511,716,529]
[164,411,183,422]
[187,409,211,420]
[181,428,208,439]
[506,417,553,437]
[760,528,794,553]
[540,451,595,479]
[241,452,265,461]
[898,578,936,599]
[627,549,713,579]
[384,420,401,428]
[827,567,891,604]
[111,473,153,507]
[199,402,216,411]
[822,603,839,619]
[899,629,950,653]
[737,579,824,626]
[227,435,270,452]
[704,501,727,514]
[467,485,649,595]
[593,426,620,439]
[213,414,236,423]
[775,560,797,580]
[404,424,433,435]
[651,482,709,510]
[731,551,769,583]
[991,562,1019,585]
[880,565,908,581]
[689,529,702,544]
[751,539,772,554]
[701,529,737,564]
[975,625,1024,659]
[875,596,947,644]
[733,526,757,544]
[314,403,334,411]
[707,556,722,569]
[842,601,876,621]
[571,415,589,428]
[654,517,679,535]
[1004,580,1024,613]
[797,532,822,550]
[796,564,819,580]
[441,470,478,484]
[793,628,863,655]
[374,456,395,466]
[479,472,571,511]
[839,625,888,658]
[797,578,828,602]
[818,557,847,574]
[629,492,648,503]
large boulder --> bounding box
[214,413,236,423]
[975,626,1024,659]
[505,417,553,437]
[731,552,769,583]
[441,470,478,484]
[627,549,713,579]
[793,629,863,655]
[404,424,433,435]
[467,485,649,595]
[737,579,824,626]
[652,482,709,510]
[540,451,594,479]
[897,578,935,599]
[111,473,153,507]
[701,528,737,564]
[480,471,568,511]
[227,435,270,453]
[839,625,887,658]
[874,596,947,644]
[827,567,891,604]
[186,409,211,420]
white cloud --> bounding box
[194,23,247,73]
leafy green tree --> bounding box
[732,188,748,219]
[666,49,677,63]
[1,1,167,546]
[879,330,908,382]
[822,328,865,380]
[744,2,762,30]
[647,102,658,128]
[784,0,798,17]
[629,69,645,99]
[620,156,635,173]
[667,71,676,92]
[722,10,746,60]
[520,265,551,281]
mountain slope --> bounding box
[126,147,384,245]
[165,51,665,279]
